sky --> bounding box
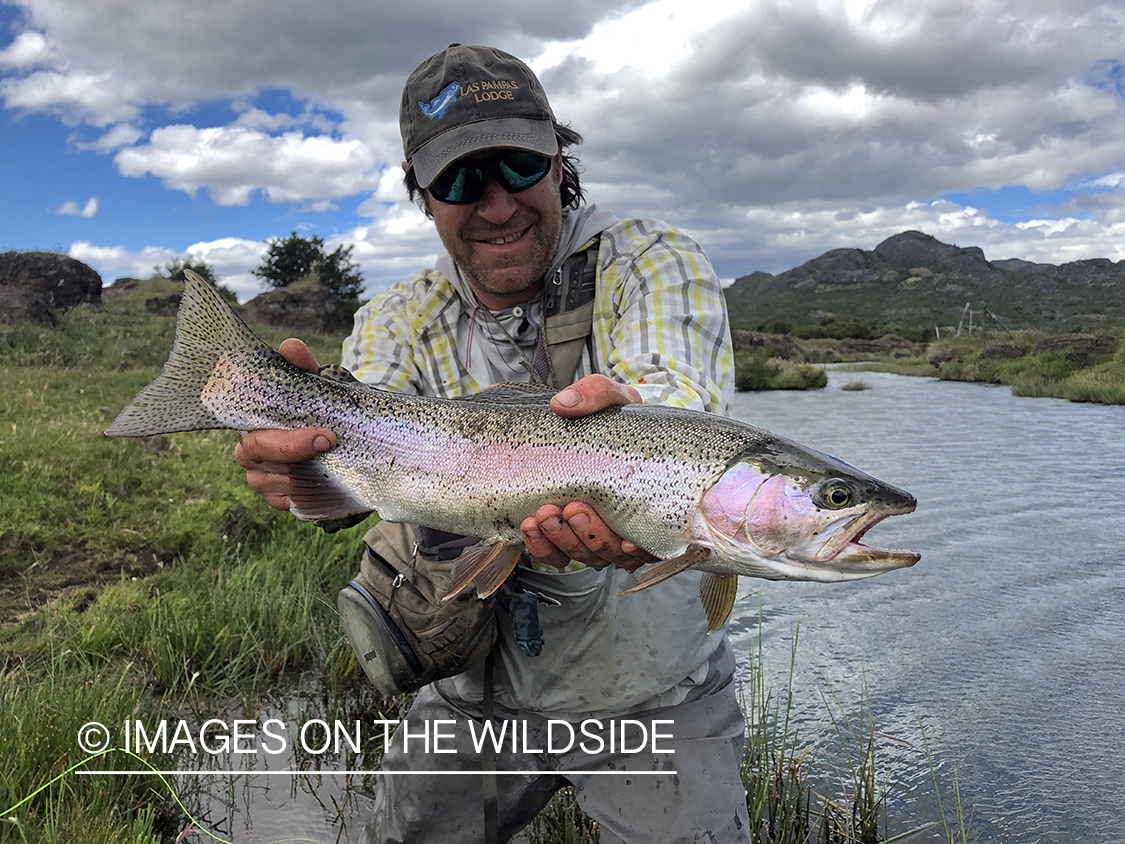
[2,0,1124,301]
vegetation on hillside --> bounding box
[725,230,1125,334]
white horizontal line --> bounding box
[77,770,678,777]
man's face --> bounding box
[424,148,564,309]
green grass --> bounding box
[735,349,828,391]
[0,281,971,843]
[922,332,1125,404]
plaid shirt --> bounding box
[341,218,734,415]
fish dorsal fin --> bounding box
[617,545,711,596]
[458,382,557,407]
[699,572,738,634]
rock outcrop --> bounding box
[0,251,102,324]
[242,284,352,334]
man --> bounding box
[236,44,749,843]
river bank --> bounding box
[731,327,1125,404]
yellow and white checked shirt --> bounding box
[340,217,735,416]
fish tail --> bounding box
[105,269,269,437]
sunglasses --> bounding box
[427,151,553,205]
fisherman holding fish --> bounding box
[237,44,748,843]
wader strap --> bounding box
[535,238,600,389]
[482,650,498,844]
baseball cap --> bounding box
[400,44,558,189]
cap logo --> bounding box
[419,81,461,120]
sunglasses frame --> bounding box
[427,151,554,205]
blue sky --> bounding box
[2,0,1124,300]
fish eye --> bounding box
[817,479,855,510]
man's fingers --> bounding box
[279,338,320,373]
[234,427,336,468]
[551,374,642,419]
[521,514,570,569]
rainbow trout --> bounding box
[106,270,920,631]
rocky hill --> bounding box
[725,231,1125,331]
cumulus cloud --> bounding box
[0,29,52,68]
[68,241,176,280]
[114,124,380,205]
[55,196,98,217]
[6,0,1125,288]
[73,123,142,152]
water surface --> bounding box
[727,370,1125,843]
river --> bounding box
[727,369,1125,843]
[193,370,1125,843]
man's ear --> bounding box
[401,160,408,172]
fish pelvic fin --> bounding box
[444,542,522,601]
[105,269,273,438]
[618,545,711,596]
[699,572,738,634]
[287,460,374,522]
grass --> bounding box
[861,330,1125,404]
[736,349,828,391]
[0,278,971,842]
[840,380,870,392]
[748,326,1125,404]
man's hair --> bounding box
[403,123,585,218]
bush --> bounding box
[251,232,364,302]
[157,258,238,305]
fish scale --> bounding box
[106,270,920,631]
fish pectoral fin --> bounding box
[699,573,738,634]
[445,542,522,601]
[286,460,373,522]
[618,545,711,596]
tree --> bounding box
[157,257,238,304]
[251,232,364,302]
[159,256,218,285]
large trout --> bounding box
[106,270,920,631]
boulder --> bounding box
[0,251,102,324]
[242,285,352,334]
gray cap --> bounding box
[400,44,558,189]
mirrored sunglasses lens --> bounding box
[497,153,550,191]
[431,165,484,204]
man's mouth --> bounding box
[479,226,531,246]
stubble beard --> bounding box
[450,204,563,302]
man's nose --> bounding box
[474,175,518,224]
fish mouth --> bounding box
[813,503,921,573]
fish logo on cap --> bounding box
[419,81,461,120]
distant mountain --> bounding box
[724,231,1125,331]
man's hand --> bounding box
[233,338,337,511]
[521,374,657,572]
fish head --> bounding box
[696,444,920,582]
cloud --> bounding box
[68,241,176,281]
[0,29,52,69]
[73,123,143,152]
[1,0,639,127]
[55,196,99,217]
[6,0,1125,286]
[0,68,138,125]
[114,124,380,205]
